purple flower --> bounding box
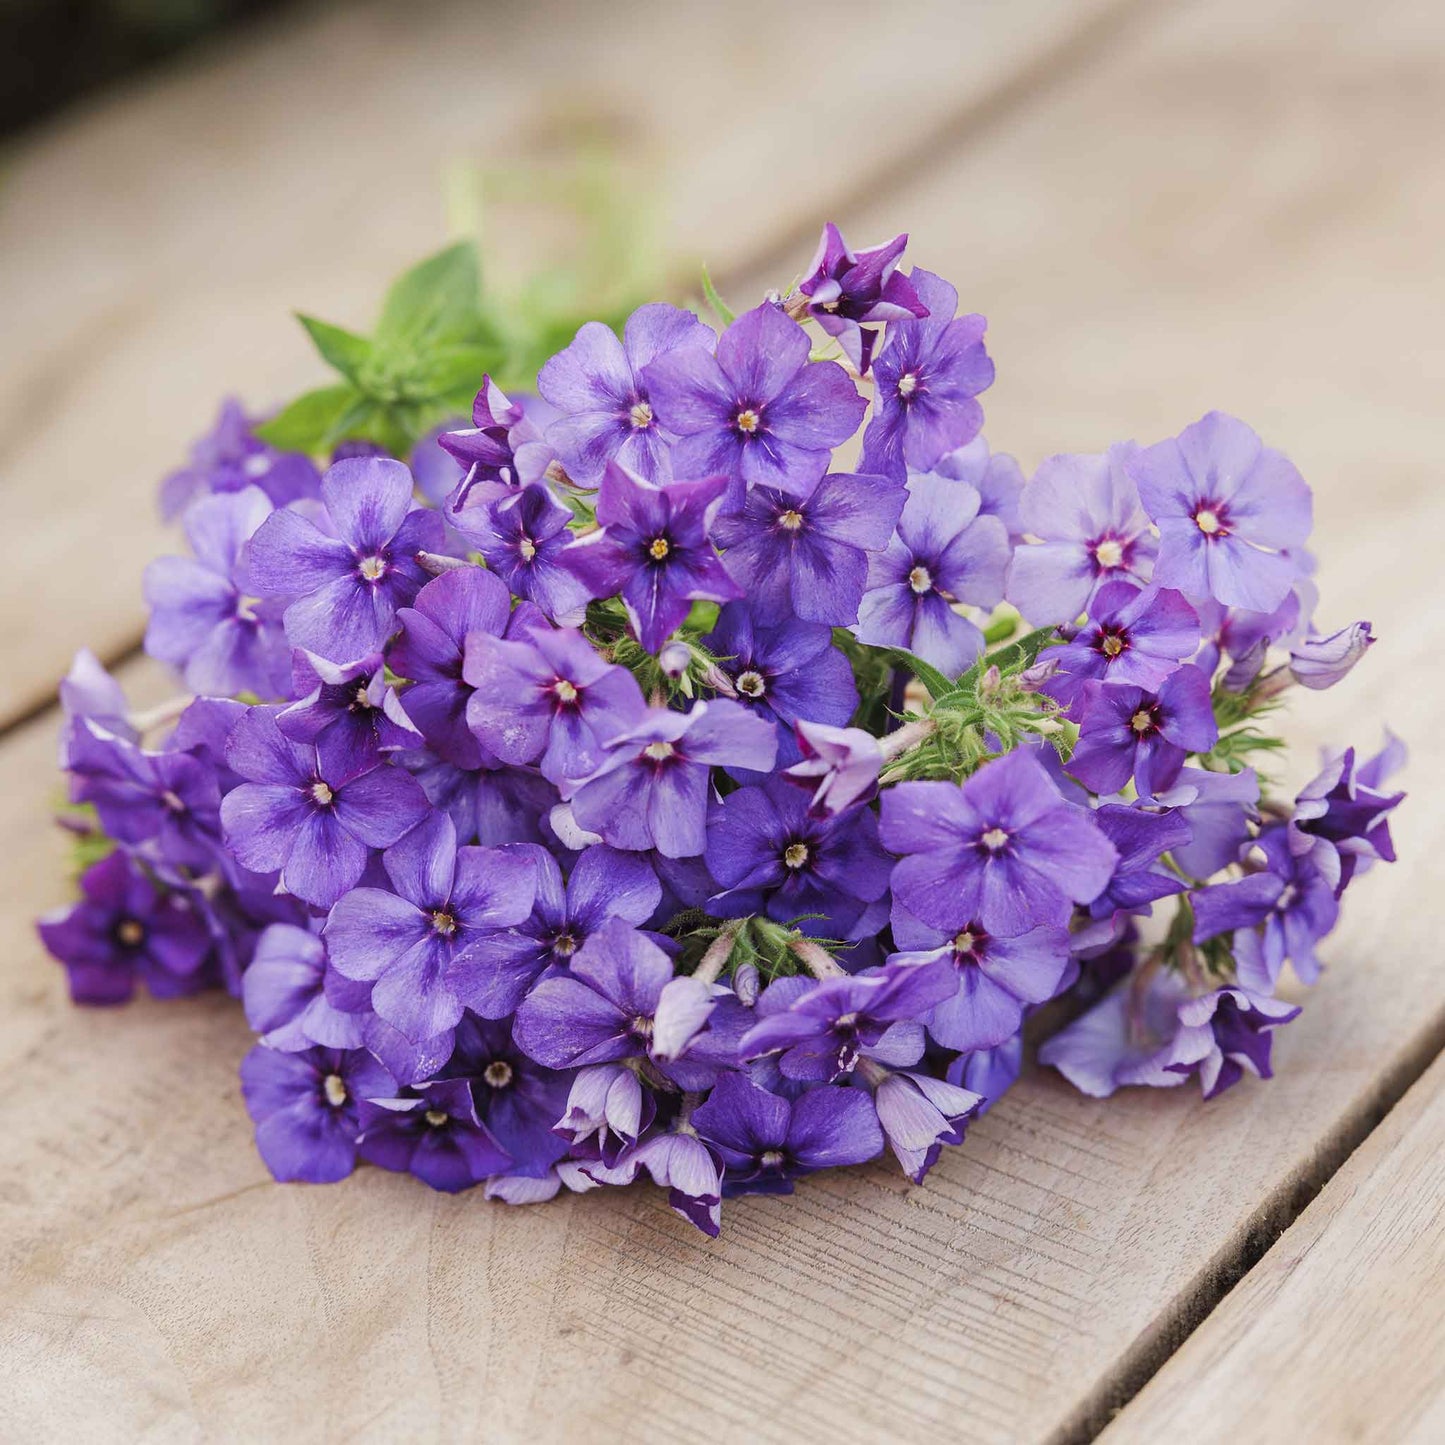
[1289,621,1375,690]
[563,463,741,652]
[357,1077,512,1192]
[711,471,905,627]
[447,483,591,620]
[464,623,647,786]
[1129,412,1313,612]
[644,302,866,500]
[933,435,1026,541]
[782,720,884,818]
[556,1063,656,1161]
[1178,987,1300,1099]
[277,652,418,776]
[246,457,445,660]
[741,957,955,1082]
[220,707,431,908]
[1168,766,1260,879]
[1192,826,1339,990]
[240,1043,395,1183]
[58,649,136,761]
[565,698,777,858]
[705,780,892,939]
[438,377,556,508]
[889,905,1072,1052]
[703,602,858,771]
[324,811,538,1039]
[873,1069,982,1184]
[406,754,561,851]
[160,397,320,520]
[538,303,716,482]
[389,566,513,769]
[1006,443,1157,626]
[1086,803,1191,920]
[604,1128,725,1236]
[240,923,368,1052]
[37,851,213,1004]
[144,486,291,698]
[453,843,660,1018]
[1291,740,1405,894]
[880,750,1118,936]
[1193,586,1313,683]
[855,473,1010,675]
[691,1074,883,1195]
[1044,582,1200,713]
[796,223,928,374]
[946,1034,1023,1110]
[1067,666,1218,797]
[859,269,994,480]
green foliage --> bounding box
[700,264,736,327]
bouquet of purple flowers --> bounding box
[39,225,1404,1234]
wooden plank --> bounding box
[0,0,1137,731]
[1099,1050,1445,1445]
[2,0,1444,1441]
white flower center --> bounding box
[897,372,919,398]
[980,827,1010,853]
[424,1108,449,1128]
[1194,507,1223,536]
[643,741,676,762]
[518,536,538,562]
[629,400,654,429]
[760,1149,786,1169]
[736,408,762,434]
[358,554,387,581]
[648,536,671,561]
[116,919,145,947]
[430,909,458,938]
[554,678,579,704]
[1131,708,1155,734]
[323,1074,348,1108]
[737,670,767,698]
[908,564,933,594]
[310,781,335,807]
[777,509,805,532]
[783,841,810,869]
[483,1060,514,1089]
[1094,538,1124,569]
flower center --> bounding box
[483,1060,514,1089]
[783,841,811,869]
[1276,883,1298,912]
[980,826,1010,853]
[643,740,676,763]
[736,670,767,699]
[161,789,187,814]
[908,564,933,594]
[310,781,335,807]
[953,929,979,959]
[1094,537,1125,569]
[1194,507,1224,536]
[735,408,762,434]
[323,1073,348,1108]
[1100,633,1126,658]
[777,508,805,532]
[628,1015,654,1041]
[430,909,458,938]
[897,372,919,399]
[554,678,579,705]
[423,1108,449,1128]
[235,594,262,623]
[648,536,671,561]
[1131,708,1157,734]
[759,1149,786,1169]
[115,918,145,948]
[518,535,538,562]
[358,554,388,582]
[629,400,654,430]
[552,931,579,958]
[352,684,373,710]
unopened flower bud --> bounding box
[1289,621,1375,690]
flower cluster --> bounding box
[38,228,1404,1236]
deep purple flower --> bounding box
[873,1069,982,1183]
[1067,666,1218,797]
[691,1073,883,1196]
[782,720,884,818]
[703,602,858,771]
[1291,739,1405,894]
[1129,412,1313,612]
[144,486,291,698]
[405,752,561,851]
[1177,987,1300,1099]
[705,779,892,939]
[1005,443,1156,626]
[1192,826,1339,990]
[563,463,741,652]
[933,435,1026,541]
[855,473,1009,676]
[740,956,954,1082]
[37,851,212,1004]
[357,1077,512,1192]
[880,750,1118,936]
[246,457,445,660]
[277,652,419,776]
[220,707,431,908]
[240,922,368,1052]
[796,223,928,373]
[440,1015,573,1177]
[644,302,866,500]
[160,397,320,520]
[859,269,994,480]
[538,303,715,482]
[888,904,1072,1053]
[389,566,513,769]
[447,482,591,619]
[1289,621,1375,690]
[453,843,660,1018]
[438,376,556,507]
[946,1033,1024,1111]
[324,811,538,1039]
[1166,766,1260,880]
[464,623,647,786]
[1087,803,1191,920]
[711,471,905,626]
[565,698,777,858]
[240,1043,395,1183]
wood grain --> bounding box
[1099,1051,1445,1445]
[0,0,1138,732]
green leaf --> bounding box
[700,264,735,326]
[375,242,485,349]
[253,384,359,452]
[409,342,497,401]
[297,315,372,382]
[880,648,956,702]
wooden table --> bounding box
[2,1,1442,1439]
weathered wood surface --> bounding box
[2,0,1444,1441]
[1099,1049,1445,1445]
[0,0,1138,731]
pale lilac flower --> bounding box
[1289,621,1375,690]
[782,721,884,818]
